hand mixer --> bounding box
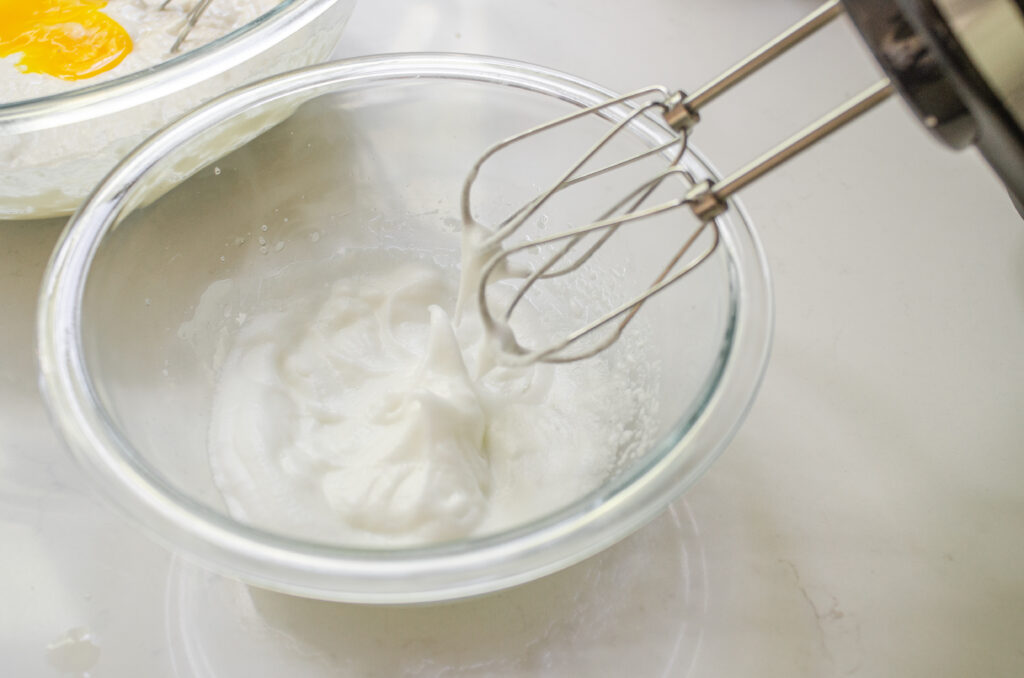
[462,0,1024,365]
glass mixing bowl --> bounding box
[0,0,356,220]
[38,54,773,603]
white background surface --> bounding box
[2,0,1023,675]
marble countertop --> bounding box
[2,0,1022,675]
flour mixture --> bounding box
[1,0,280,102]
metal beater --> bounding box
[462,0,1024,364]
[159,0,216,53]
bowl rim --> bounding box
[37,53,774,603]
[0,0,345,134]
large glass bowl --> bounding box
[38,54,773,603]
[0,0,356,220]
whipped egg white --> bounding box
[207,232,655,546]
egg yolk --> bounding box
[0,0,132,81]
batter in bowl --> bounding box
[0,0,281,102]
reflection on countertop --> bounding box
[165,504,707,677]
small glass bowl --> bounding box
[0,0,356,220]
[38,54,773,603]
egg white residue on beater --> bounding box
[0,0,280,103]
[207,230,658,546]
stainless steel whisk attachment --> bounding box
[159,0,216,54]
[462,0,1024,365]
[462,0,891,365]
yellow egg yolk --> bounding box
[0,0,132,81]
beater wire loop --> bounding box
[160,0,217,54]
[463,0,897,364]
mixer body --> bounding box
[843,0,1024,208]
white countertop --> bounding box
[2,0,1023,675]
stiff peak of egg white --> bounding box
[320,304,491,539]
